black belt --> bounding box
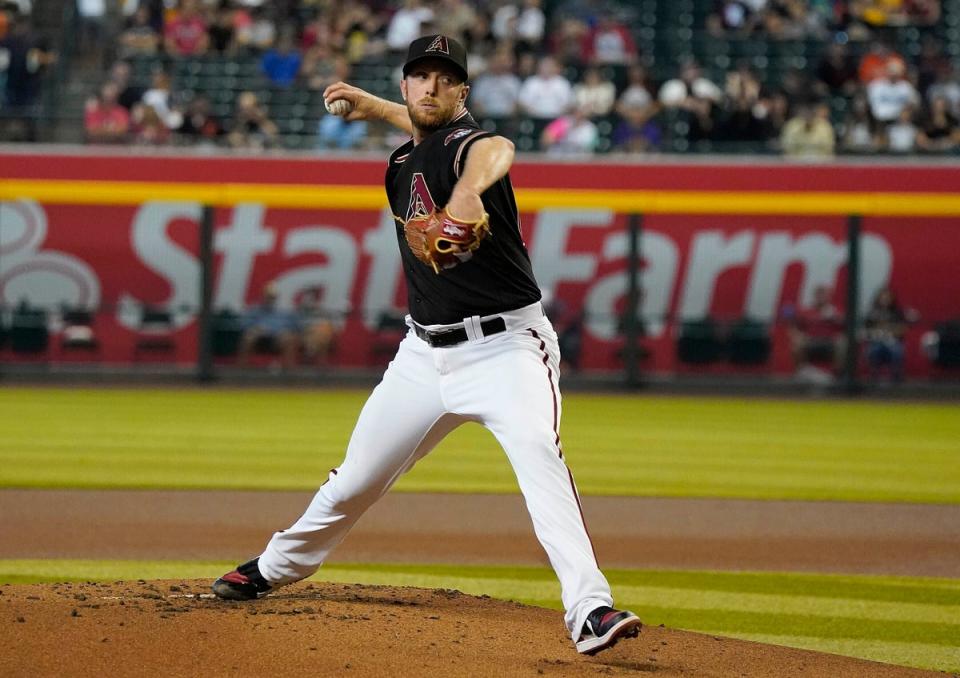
[413,316,507,348]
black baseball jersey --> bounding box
[386,109,542,326]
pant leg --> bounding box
[444,319,612,640]
[258,334,459,584]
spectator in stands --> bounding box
[77,0,107,59]
[716,81,775,147]
[611,107,661,153]
[853,0,905,27]
[866,60,920,126]
[547,15,588,66]
[815,41,859,97]
[759,0,822,39]
[139,70,184,132]
[208,3,238,55]
[84,82,131,144]
[883,105,919,153]
[118,6,161,57]
[864,286,908,383]
[786,284,846,379]
[433,0,476,45]
[906,0,941,24]
[491,2,520,42]
[658,60,722,143]
[611,64,661,152]
[260,30,302,88]
[337,3,390,63]
[707,0,762,37]
[238,282,301,370]
[385,0,433,53]
[463,8,497,64]
[178,94,223,146]
[131,103,172,145]
[305,47,344,90]
[164,0,209,57]
[839,93,882,153]
[573,67,616,118]
[240,5,276,52]
[0,14,55,142]
[107,61,145,111]
[518,55,574,120]
[515,0,547,53]
[917,96,959,152]
[723,60,762,103]
[858,40,906,85]
[926,65,960,118]
[915,34,951,94]
[581,13,638,66]
[618,64,657,113]
[227,90,279,149]
[540,104,599,155]
[297,287,343,367]
[469,48,522,118]
[781,101,835,157]
[777,66,820,108]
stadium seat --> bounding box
[10,304,49,354]
[727,317,772,365]
[133,306,176,361]
[59,307,100,357]
[676,317,723,364]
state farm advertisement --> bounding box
[2,153,958,375]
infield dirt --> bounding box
[2,489,958,676]
[0,579,943,678]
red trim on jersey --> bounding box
[528,329,561,456]
[529,328,600,566]
[567,465,600,566]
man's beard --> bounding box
[408,101,457,133]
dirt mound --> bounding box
[0,581,938,678]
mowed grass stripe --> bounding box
[2,388,958,502]
[712,634,960,675]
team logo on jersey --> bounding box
[425,35,449,55]
[444,128,472,146]
[406,172,437,220]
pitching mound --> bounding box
[1,580,937,677]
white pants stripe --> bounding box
[257,312,613,639]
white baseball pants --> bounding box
[257,302,613,639]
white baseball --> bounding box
[324,98,353,116]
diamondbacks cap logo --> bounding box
[425,35,449,55]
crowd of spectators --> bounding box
[1,0,957,155]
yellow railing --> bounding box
[3,179,960,215]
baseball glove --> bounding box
[401,207,491,273]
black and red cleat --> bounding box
[211,558,272,601]
[575,606,642,655]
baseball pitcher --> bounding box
[212,34,641,656]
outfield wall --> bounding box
[2,150,959,375]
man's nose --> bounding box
[424,74,438,95]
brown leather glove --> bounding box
[402,207,491,273]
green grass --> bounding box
[1,560,957,672]
[1,388,958,502]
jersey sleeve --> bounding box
[450,129,497,178]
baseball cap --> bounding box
[403,34,469,82]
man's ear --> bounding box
[400,79,408,102]
[460,84,470,105]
